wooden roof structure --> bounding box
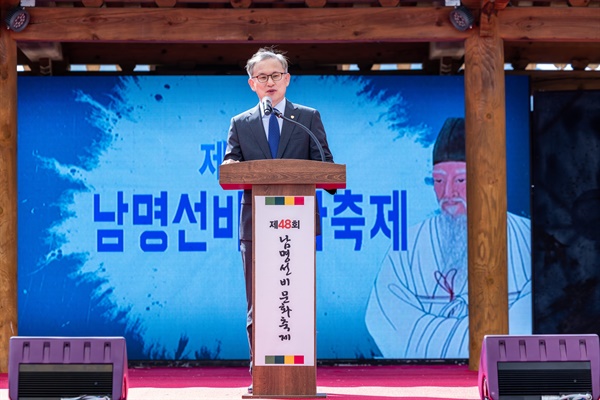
[1,0,599,373]
[4,0,600,76]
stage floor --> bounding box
[0,364,480,400]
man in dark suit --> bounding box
[222,47,335,384]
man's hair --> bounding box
[433,117,466,165]
[245,47,289,78]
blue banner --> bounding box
[17,75,531,361]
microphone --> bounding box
[262,96,273,116]
[272,108,326,163]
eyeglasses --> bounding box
[252,72,287,84]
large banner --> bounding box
[18,75,531,361]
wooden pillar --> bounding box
[0,9,19,373]
[464,12,509,370]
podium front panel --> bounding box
[254,194,316,367]
[251,184,318,396]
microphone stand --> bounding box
[273,109,326,163]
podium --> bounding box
[220,159,346,398]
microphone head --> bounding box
[262,96,273,115]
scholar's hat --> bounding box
[433,117,465,165]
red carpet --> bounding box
[124,364,477,387]
[0,364,480,399]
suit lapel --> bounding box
[277,101,297,158]
[247,105,272,159]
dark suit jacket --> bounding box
[223,99,335,241]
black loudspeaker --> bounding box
[478,334,600,400]
[8,336,128,400]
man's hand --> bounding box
[221,159,240,165]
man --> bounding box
[222,47,335,382]
[365,117,531,359]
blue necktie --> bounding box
[268,112,280,158]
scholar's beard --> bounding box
[437,212,468,295]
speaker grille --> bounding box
[18,364,113,399]
[498,361,592,396]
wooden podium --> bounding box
[220,159,346,399]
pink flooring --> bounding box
[1,364,478,389]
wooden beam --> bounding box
[464,13,508,370]
[8,7,470,43]
[493,0,510,10]
[526,70,600,91]
[17,41,64,62]
[567,0,590,5]
[305,0,326,7]
[8,7,600,44]
[461,0,482,9]
[504,42,600,65]
[155,0,177,6]
[230,0,252,8]
[499,8,600,42]
[39,42,431,69]
[0,20,19,374]
[82,0,105,6]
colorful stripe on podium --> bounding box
[264,355,305,365]
[264,196,305,206]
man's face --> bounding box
[433,161,467,217]
[248,58,290,106]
